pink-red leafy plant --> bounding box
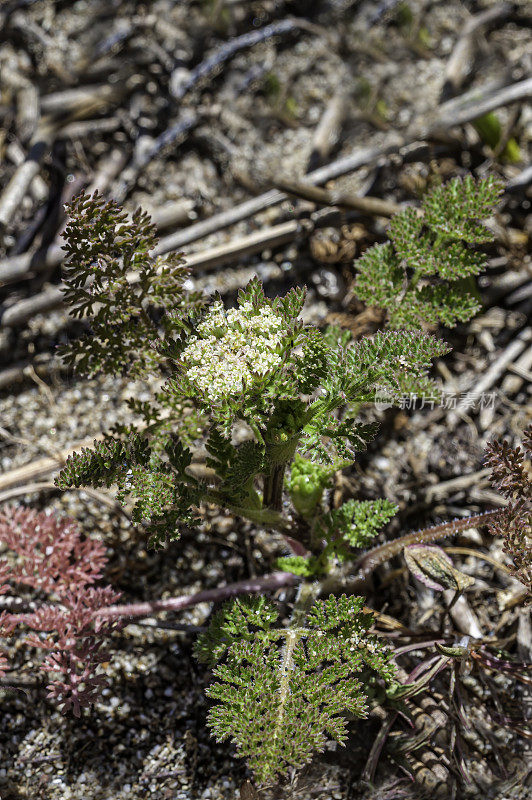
[0,505,121,715]
[484,425,532,598]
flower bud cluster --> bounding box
[181,300,285,401]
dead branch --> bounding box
[0,434,104,493]
[169,18,300,101]
[273,177,403,217]
[441,3,514,100]
[0,122,57,231]
[455,327,532,415]
[428,75,532,134]
[307,87,348,171]
[0,87,122,232]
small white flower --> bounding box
[180,300,286,402]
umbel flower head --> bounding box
[181,299,286,402]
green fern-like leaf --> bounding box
[353,175,503,330]
[55,434,150,490]
[301,415,379,464]
[319,498,398,556]
[116,457,200,543]
[422,174,503,243]
[272,284,307,323]
[299,330,446,462]
[276,555,321,577]
[388,207,426,270]
[196,594,395,784]
[278,498,397,576]
[327,330,449,404]
[387,283,480,329]
[205,428,235,479]
[414,284,480,327]
[59,191,205,378]
[205,428,263,503]
[121,463,176,523]
[224,441,264,494]
[236,275,268,308]
[56,433,198,543]
[295,327,332,394]
[165,437,193,474]
[353,242,404,310]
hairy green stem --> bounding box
[291,580,321,626]
[181,475,310,548]
[95,513,504,623]
[352,509,503,582]
[263,462,286,511]
[272,582,320,747]
[319,510,504,597]
[249,421,265,446]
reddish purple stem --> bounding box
[96,571,299,620]
[95,510,505,623]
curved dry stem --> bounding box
[353,509,504,581]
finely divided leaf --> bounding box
[197,595,395,784]
[422,174,503,243]
[59,191,202,378]
[353,176,503,330]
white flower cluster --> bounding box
[181,300,286,402]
